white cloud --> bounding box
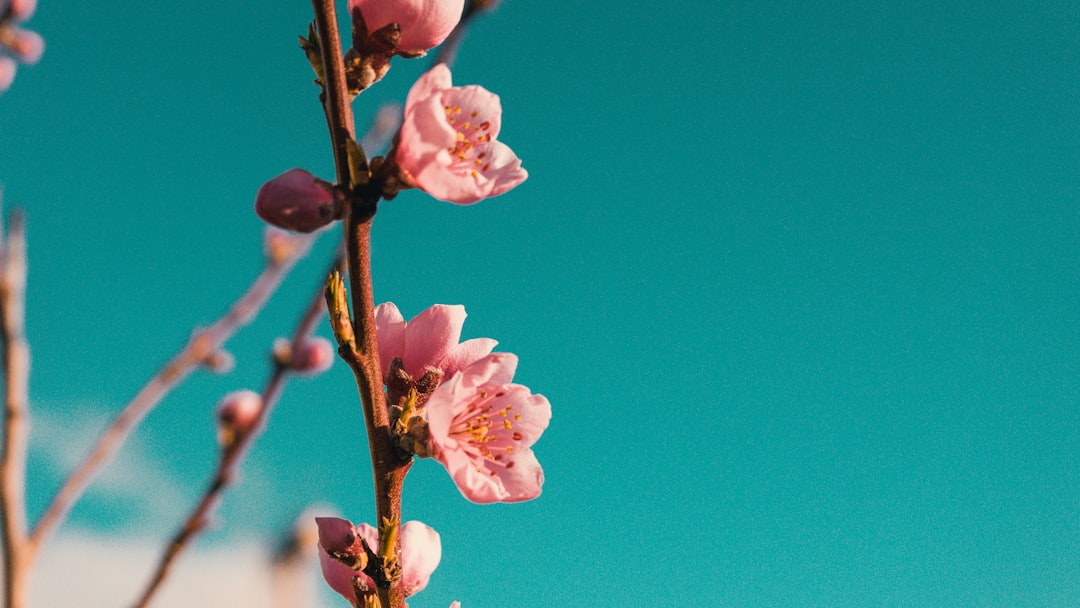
[30,531,326,608]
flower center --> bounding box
[452,388,524,474]
[444,105,493,178]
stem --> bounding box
[311,0,355,185]
[342,208,411,608]
[132,248,340,608]
[311,2,410,606]
[30,232,318,554]
[0,209,30,608]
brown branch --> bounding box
[0,208,30,608]
[312,0,356,186]
[29,232,319,554]
[310,1,416,606]
[132,246,343,608]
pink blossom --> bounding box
[375,302,496,381]
[317,518,441,605]
[425,353,551,503]
[349,0,464,54]
[396,64,527,204]
[254,168,339,233]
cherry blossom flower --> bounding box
[396,64,527,204]
[349,0,464,54]
[375,302,496,381]
[317,518,442,605]
[425,353,551,503]
[254,168,339,233]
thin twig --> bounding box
[0,207,30,608]
[432,0,486,68]
[131,247,343,608]
[29,232,319,554]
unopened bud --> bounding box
[216,390,263,446]
[0,58,15,93]
[9,29,43,65]
[8,0,37,21]
[316,517,369,571]
[349,0,464,54]
[291,337,335,376]
[203,349,235,374]
[255,169,340,233]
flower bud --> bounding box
[254,169,340,233]
[0,57,15,93]
[8,0,37,22]
[9,29,43,65]
[349,0,464,54]
[216,390,263,446]
[203,349,235,374]
[290,337,335,376]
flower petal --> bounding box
[400,521,442,595]
[375,302,407,377]
[318,550,360,604]
[402,304,466,378]
[404,63,452,112]
[439,337,498,379]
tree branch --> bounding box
[0,208,30,608]
[30,231,319,554]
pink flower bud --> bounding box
[317,518,441,604]
[290,337,335,376]
[254,169,339,233]
[9,29,43,65]
[396,64,527,204]
[216,390,263,438]
[8,0,37,22]
[349,0,464,54]
[0,58,15,93]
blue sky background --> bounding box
[2,1,1079,606]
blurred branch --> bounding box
[131,247,344,608]
[432,0,498,68]
[0,205,30,608]
[271,506,325,608]
[29,231,319,554]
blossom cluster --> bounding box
[318,304,551,606]
[249,1,547,605]
[0,0,43,92]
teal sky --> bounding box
[2,1,1079,606]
